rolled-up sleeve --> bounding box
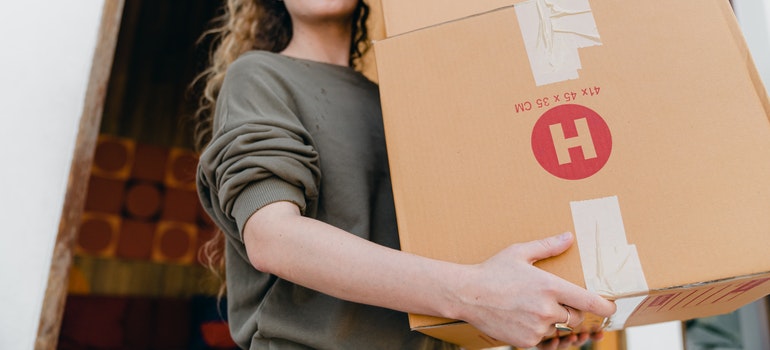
[196,56,321,241]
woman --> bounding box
[194,0,616,349]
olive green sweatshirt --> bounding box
[196,51,457,350]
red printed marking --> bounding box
[648,293,677,308]
[630,278,770,316]
[668,289,699,311]
[708,278,770,304]
[682,288,714,309]
[726,278,770,302]
[711,283,741,304]
[711,284,734,304]
[733,278,770,293]
[697,284,734,306]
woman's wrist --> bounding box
[428,261,481,323]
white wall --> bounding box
[626,322,685,350]
[0,1,105,349]
[734,0,770,89]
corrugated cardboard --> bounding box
[374,0,770,348]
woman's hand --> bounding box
[452,232,616,348]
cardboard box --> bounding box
[380,0,520,37]
[374,0,770,348]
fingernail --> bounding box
[559,232,572,241]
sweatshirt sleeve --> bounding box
[196,55,321,241]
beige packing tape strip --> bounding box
[514,0,602,86]
[570,196,649,330]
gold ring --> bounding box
[554,306,573,332]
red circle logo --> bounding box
[531,104,612,180]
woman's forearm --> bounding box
[243,201,467,320]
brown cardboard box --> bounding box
[380,0,521,37]
[374,0,770,348]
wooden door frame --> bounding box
[34,1,125,349]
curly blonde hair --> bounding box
[194,0,371,293]
[193,0,370,152]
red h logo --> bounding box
[531,104,612,180]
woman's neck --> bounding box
[281,21,352,66]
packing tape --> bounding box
[514,0,602,86]
[570,196,649,329]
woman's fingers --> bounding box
[559,305,584,330]
[512,232,617,318]
[512,232,575,264]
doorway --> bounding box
[55,1,233,348]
